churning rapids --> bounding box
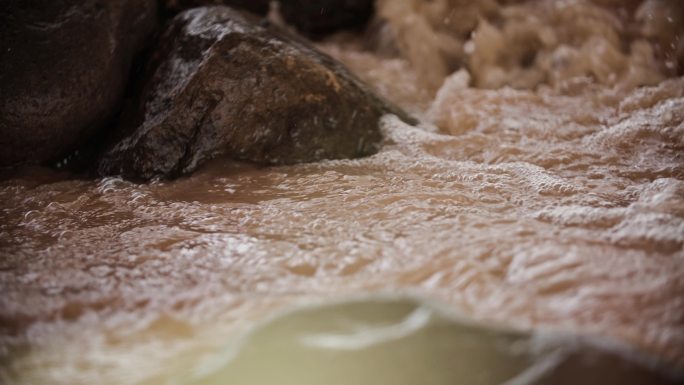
[1,1,684,384]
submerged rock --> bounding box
[0,0,157,166]
[184,298,683,385]
[98,6,412,180]
[280,0,375,36]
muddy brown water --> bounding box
[2,1,684,384]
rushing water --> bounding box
[1,1,684,384]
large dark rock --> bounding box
[0,0,157,166]
[98,6,413,180]
[161,1,374,36]
[280,0,374,36]
[162,0,270,16]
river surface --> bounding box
[1,1,684,384]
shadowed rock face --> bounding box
[0,0,157,166]
[161,0,375,36]
[98,6,413,181]
[280,0,374,36]
[162,0,270,15]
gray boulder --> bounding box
[98,6,413,180]
[0,0,157,166]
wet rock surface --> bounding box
[280,0,375,36]
[98,6,411,180]
[0,0,157,166]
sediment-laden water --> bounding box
[1,1,683,384]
